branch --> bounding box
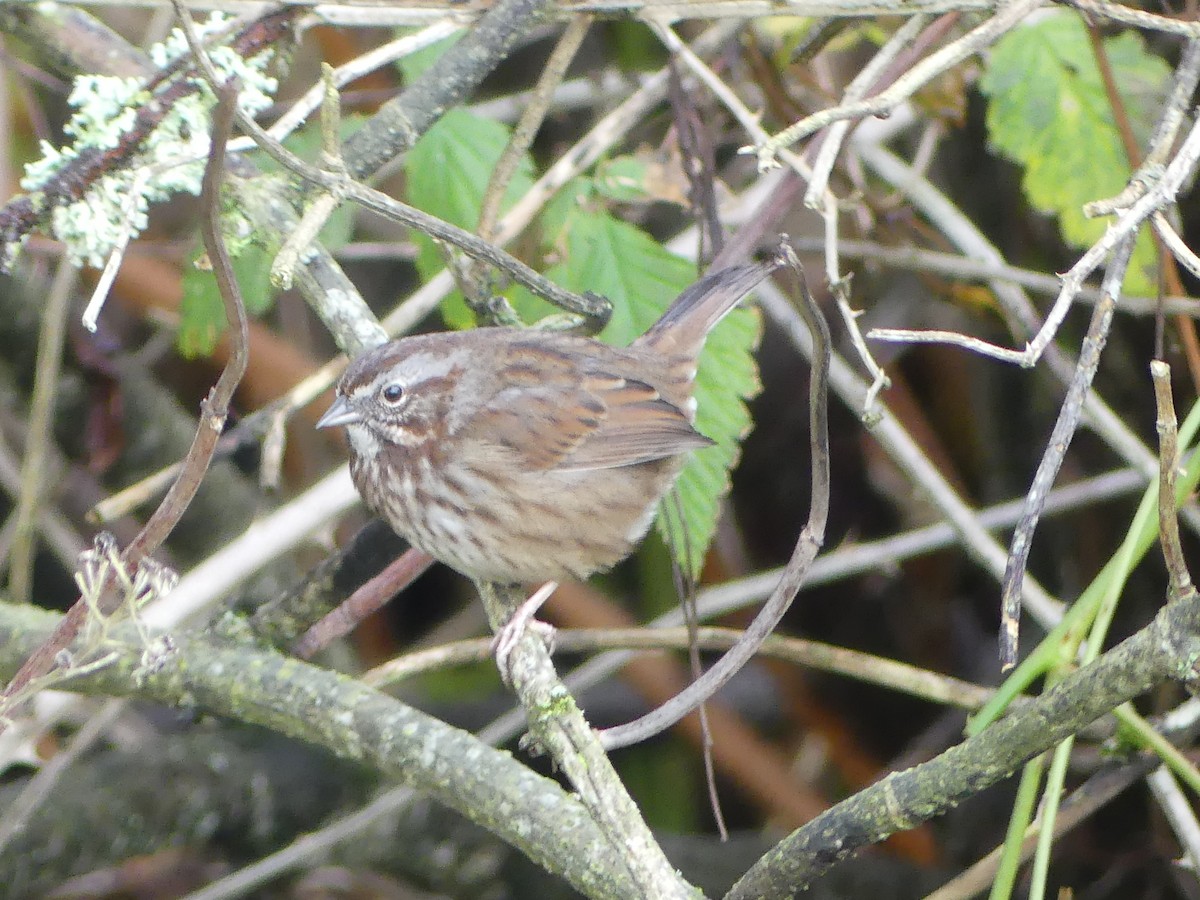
[477,582,698,899]
[0,82,251,719]
[0,600,640,900]
[726,591,1200,898]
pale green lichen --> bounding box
[19,13,279,268]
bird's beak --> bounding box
[316,396,362,429]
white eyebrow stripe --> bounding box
[357,351,459,397]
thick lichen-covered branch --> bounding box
[728,592,1200,899]
[0,601,639,900]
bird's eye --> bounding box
[381,383,405,405]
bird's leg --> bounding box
[492,580,558,686]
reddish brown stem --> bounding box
[294,548,435,659]
[0,80,250,718]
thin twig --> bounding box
[1087,23,1200,401]
[0,80,250,722]
[788,235,1200,317]
[598,243,831,750]
[269,63,348,291]
[365,625,1000,708]
[802,13,930,205]
[998,234,1135,669]
[1152,359,1193,602]
[1061,0,1200,37]
[748,0,1043,168]
[478,16,591,244]
[667,60,724,262]
[241,19,464,152]
[6,257,77,603]
[294,548,434,658]
[463,14,593,315]
[1146,765,1200,873]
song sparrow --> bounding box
[317,256,781,585]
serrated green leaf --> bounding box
[177,245,273,358]
[404,108,536,328]
[980,12,1168,294]
[542,208,762,578]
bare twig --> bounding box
[1152,360,1194,602]
[478,16,591,244]
[802,13,930,205]
[365,625,1000,709]
[667,61,724,262]
[294,548,434,658]
[998,235,1135,669]
[5,257,77,603]
[788,235,1200,317]
[1060,0,1200,37]
[243,19,464,152]
[269,63,349,292]
[1154,212,1200,282]
[0,80,250,721]
[598,243,830,750]
[173,2,607,325]
[747,0,1043,168]
[1088,24,1200,401]
[463,14,593,316]
[1146,765,1200,873]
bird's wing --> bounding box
[472,369,710,473]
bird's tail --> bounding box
[637,252,783,359]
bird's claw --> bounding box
[492,581,558,687]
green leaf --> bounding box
[177,245,273,358]
[539,176,596,248]
[181,121,359,358]
[979,11,1169,293]
[543,208,762,578]
[398,32,462,82]
[594,156,656,203]
[403,108,536,328]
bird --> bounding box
[316,255,780,587]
